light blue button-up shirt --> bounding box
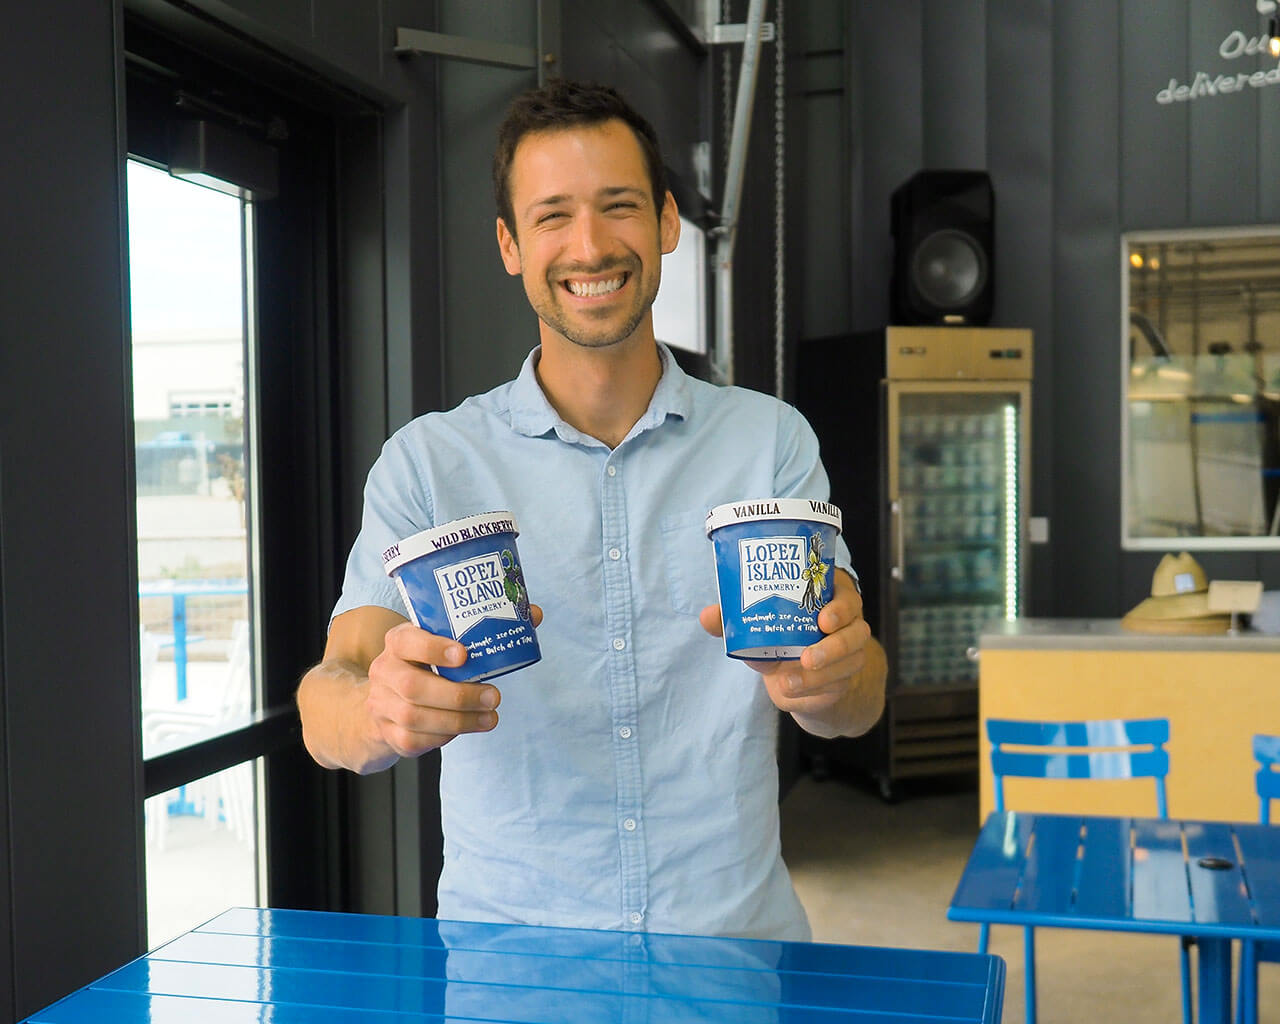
[333,344,853,941]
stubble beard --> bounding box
[529,257,660,350]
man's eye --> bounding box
[607,202,637,212]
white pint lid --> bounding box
[382,510,520,575]
[705,498,842,537]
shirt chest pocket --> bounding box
[659,508,721,615]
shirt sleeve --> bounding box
[329,428,438,627]
[773,402,859,589]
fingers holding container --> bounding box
[370,510,544,756]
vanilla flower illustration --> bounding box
[800,533,829,612]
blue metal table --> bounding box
[25,908,1005,1022]
[949,811,1280,1024]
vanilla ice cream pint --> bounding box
[381,510,540,682]
[705,499,843,660]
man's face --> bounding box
[496,119,679,351]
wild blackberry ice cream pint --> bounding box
[705,498,842,660]
[381,510,540,682]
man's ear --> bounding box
[496,217,522,276]
[659,191,681,256]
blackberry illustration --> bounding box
[501,549,531,621]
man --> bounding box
[297,79,886,941]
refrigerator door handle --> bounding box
[890,499,904,580]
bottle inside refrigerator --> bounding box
[892,391,1022,688]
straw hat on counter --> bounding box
[1120,552,1231,635]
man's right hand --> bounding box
[297,603,542,774]
[366,621,505,759]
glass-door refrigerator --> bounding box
[794,327,1031,800]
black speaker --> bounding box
[890,170,994,326]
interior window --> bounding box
[1123,228,1280,548]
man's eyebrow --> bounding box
[527,193,571,213]
[600,186,647,200]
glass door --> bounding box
[888,383,1028,690]
[127,157,262,946]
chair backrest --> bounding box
[987,717,1171,817]
[139,626,162,704]
[1253,733,1280,825]
[219,619,253,717]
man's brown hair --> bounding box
[493,78,668,235]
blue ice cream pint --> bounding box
[705,498,843,660]
[381,510,540,682]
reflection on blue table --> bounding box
[25,908,1007,1023]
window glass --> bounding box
[127,157,263,942]
[143,759,261,947]
[130,159,256,748]
[1124,229,1280,547]
[653,215,707,355]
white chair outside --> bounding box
[142,620,254,851]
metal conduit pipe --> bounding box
[711,0,767,385]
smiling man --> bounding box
[297,79,885,941]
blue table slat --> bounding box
[1235,824,1280,928]
[97,952,995,1021]
[1072,816,1132,920]
[948,812,1035,912]
[80,958,993,1024]
[1015,815,1083,916]
[1130,818,1193,924]
[27,988,451,1024]
[25,985,989,1024]
[153,931,992,1016]
[24,911,1005,1024]
[1182,823,1254,927]
[196,909,995,987]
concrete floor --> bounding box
[779,769,1275,1024]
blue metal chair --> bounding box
[982,718,1191,1024]
[1237,734,1280,1024]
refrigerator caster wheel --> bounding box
[878,777,897,803]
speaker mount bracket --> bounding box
[393,28,539,71]
[705,21,775,45]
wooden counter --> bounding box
[977,619,1280,822]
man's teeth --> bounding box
[566,276,624,297]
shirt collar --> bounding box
[507,343,693,442]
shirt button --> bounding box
[629,911,643,925]
[612,637,626,651]
[623,817,637,832]
[629,934,643,947]
[618,726,632,739]
[607,465,618,477]
[608,548,621,560]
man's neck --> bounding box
[534,332,664,449]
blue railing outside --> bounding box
[139,578,248,699]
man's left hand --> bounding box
[699,569,885,738]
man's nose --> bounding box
[566,211,607,264]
